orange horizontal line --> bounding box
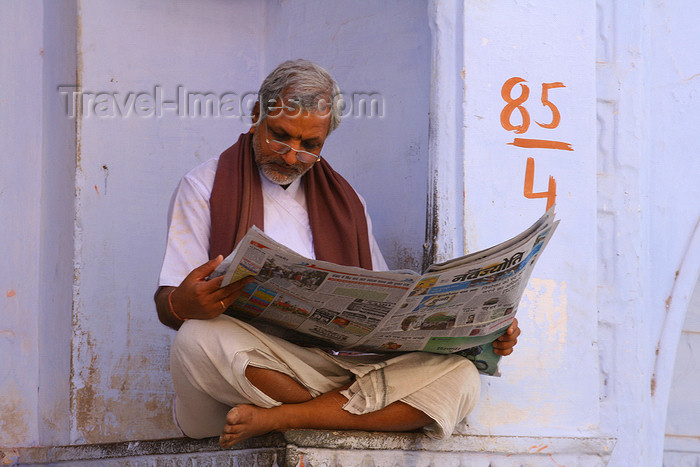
[508,138,573,151]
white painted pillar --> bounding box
[1,0,46,447]
[0,0,77,447]
[598,1,700,465]
[426,0,466,264]
[429,1,700,465]
[429,0,605,448]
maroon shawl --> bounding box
[209,132,373,269]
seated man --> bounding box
[154,59,520,448]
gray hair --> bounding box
[256,59,342,135]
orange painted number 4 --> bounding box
[524,157,556,211]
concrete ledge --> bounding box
[1,431,616,466]
[284,431,617,466]
[0,434,285,466]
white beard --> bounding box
[253,132,311,185]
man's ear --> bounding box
[249,102,260,134]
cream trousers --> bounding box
[170,315,480,439]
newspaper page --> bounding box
[214,208,558,375]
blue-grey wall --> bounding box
[1,3,699,467]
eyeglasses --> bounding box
[264,121,322,164]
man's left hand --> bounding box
[492,318,520,356]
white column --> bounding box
[0,0,45,447]
[429,0,602,442]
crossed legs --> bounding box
[171,317,478,446]
[219,366,433,448]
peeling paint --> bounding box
[71,315,179,443]
[70,0,85,445]
[475,400,528,426]
[422,170,440,272]
[389,239,420,271]
[74,1,83,173]
[476,385,563,428]
[0,385,30,445]
[524,278,568,349]
[74,335,101,441]
[102,165,109,195]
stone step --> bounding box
[1,431,615,466]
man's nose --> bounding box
[280,148,299,165]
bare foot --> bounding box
[218,404,283,448]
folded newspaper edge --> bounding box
[213,207,559,376]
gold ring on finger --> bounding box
[220,300,226,310]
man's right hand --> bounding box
[155,255,254,329]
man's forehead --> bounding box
[266,96,332,118]
[263,98,331,136]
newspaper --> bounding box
[213,207,559,375]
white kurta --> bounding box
[158,158,387,288]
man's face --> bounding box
[251,101,331,185]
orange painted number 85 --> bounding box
[500,77,565,134]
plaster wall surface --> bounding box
[430,1,699,465]
[440,0,600,437]
[68,0,431,445]
[665,278,700,465]
[263,0,431,272]
[594,1,654,464]
[1,0,430,448]
[38,0,78,447]
[645,0,700,442]
[594,1,700,464]
[0,0,44,446]
[71,0,264,443]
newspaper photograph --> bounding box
[213,207,559,375]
